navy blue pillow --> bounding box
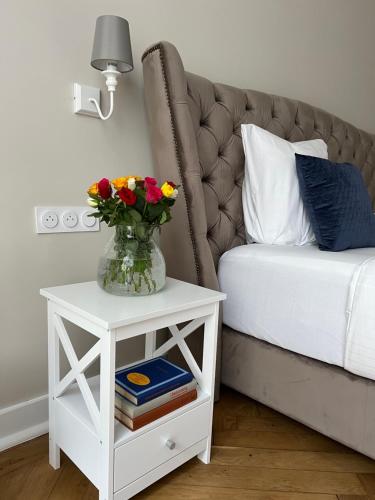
[295,154,375,251]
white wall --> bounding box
[1,0,375,412]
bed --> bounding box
[142,41,375,458]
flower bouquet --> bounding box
[87,176,178,296]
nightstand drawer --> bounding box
[114,401,210,491]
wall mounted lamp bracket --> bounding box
[88,64,120,120]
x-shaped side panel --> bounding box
[54,314,101,433]
[153,316,207,387]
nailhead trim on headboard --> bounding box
[143,44,202,285]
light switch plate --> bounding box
[73,83,100,117]
[35,206,100,233]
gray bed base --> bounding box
[222,325,375,459]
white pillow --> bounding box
[241,124,328,245]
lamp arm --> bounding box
[89,91,114,121]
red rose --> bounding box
[167,181,176,188]
[98,178,112,199]
[145,176,157,186]
[118,187,137,206]
[146,185,163,204]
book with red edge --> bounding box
[115,388,197,431]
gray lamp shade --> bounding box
[91,15,133,73]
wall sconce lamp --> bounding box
[76,15,133,121]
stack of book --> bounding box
[115,357,197,431]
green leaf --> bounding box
[147,204,164,220]
[119,212,132,225]
[134,187,146,199]
[134,196,145,213]
[160,211,168,225]
[135,224,147,241]
[128,208,142,223]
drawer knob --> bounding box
[165,439,176,450]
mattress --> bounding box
[218,243,375,369]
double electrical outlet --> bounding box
[35,207,100,233]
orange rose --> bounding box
[112,175,142,191]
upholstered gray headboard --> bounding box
[142,41,375,292]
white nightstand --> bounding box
[40,278,225,500]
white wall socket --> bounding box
[35,207,100,234]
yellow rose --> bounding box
[112,177,128,191]
[87,182,99,196]
[161,182,175,198]
[112,175,142,191]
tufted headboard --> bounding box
[142,41,375,293]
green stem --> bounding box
[142,201,148,218]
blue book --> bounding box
[115,357,193,406]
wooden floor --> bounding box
[1,386,375,499]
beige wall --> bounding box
[1,0,375,409]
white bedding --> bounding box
[218,244,375,376]
[345,257,375,379]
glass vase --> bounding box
[97,223,166,296]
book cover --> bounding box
[115,357,193,406]
[115,389,197,431]
[115,379,197,418]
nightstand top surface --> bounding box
[40,278,225,329]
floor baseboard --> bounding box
[0,394,48,452]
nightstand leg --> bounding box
[99,332,116,500]
[198,303,219,464]
[48,302,60,469]
[145,330,156,359]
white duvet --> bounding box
[218,244,375,380]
